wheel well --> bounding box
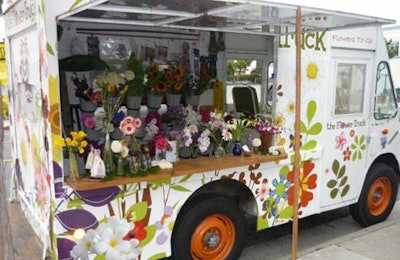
[371,153,400,178]
[172,179,258,238]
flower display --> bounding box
[145,64,167,96]
[165,65,184,94]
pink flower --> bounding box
[222,129,232,141]
[119,116,137,135]
[133,118,142,128]
[80,114,96,129]
[155,136,170,150]
[335,132,347,151]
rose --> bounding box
[252,138,261,147]
[111,140,123,153]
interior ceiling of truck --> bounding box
[58,0,395,35]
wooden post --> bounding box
[291,6,302,260]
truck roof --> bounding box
[57,0,395,35]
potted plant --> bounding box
[165,65,184,106]
[184,71,212,108]
[145,63,166,110]
[125,52,145,115]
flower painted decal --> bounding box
[335,132,347,151]
[327,159,350,199]
[155,206,175,245]
[287,160,317,208]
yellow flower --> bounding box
[287,101,295,114]
[275,113,285,128]
[54,135,66,147]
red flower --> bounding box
[123,221,147,241]
[287,160,317,208]
[343,147,351,161]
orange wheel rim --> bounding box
[367,177,392,216]
[190,214,235,260]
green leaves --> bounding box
[351,135,366,161]
[299,100,322,151]
[327,159,350,199]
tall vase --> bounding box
[232,141,242,156]
[68,150,79,182]
[103,132,114,175]
[260,133,272,152]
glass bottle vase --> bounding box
[103,133,114,175]
[68,150,79,182]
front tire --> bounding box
[171,196,245,260]
[350,163,398,226]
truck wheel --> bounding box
[349,163,398,227]
[171,196,245,260]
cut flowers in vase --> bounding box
[226,116,250,142]
[253,113,282,135]
[92,71,134,132]
[184,71,212,96]
[56,130,88,155]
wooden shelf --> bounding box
[65,153,287,191]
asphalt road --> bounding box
[240,183,400,260]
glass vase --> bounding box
[103,133,114,175]
[116,157,125,176]
[214,144,226,157]
[232,141,242,156]
[68,150,79,182]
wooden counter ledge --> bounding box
[65,153,287,191]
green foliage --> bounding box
[126,52,146,96]
[350,135,366,161]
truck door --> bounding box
[367,61,398,163]
[321,49,373,209]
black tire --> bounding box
[171,196,245,260]
[349,163,398,227]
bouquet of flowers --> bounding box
[126,52,145,96]
[161,105,186,130]
[92,71,134,132]
[227,117,250,142]
[145,64,166,96]
[253,114,282,135]
[184,71,211,96]
[165,65,184,94]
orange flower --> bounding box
[174,82,183,91]
[287,160,317,208]
[174,66,184,78]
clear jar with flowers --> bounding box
[55,131,88,182]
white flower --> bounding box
[159,159,173,169]
[111,140,123,153]
[70,229,97,260]
[120,146,129,158]
[252,138,262,147]
[94,217,133,260]
[124,70,135,81]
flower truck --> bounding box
[2,0,399,259]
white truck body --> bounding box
[2,0,399,259]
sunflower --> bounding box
[155,82,168,93]
[174,66,184,78]
[174,82,183,91]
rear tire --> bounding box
[349,163,398,226]
[171,196,245,260]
